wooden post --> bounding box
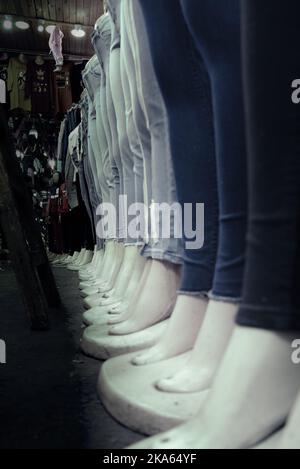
[0,107,61,329]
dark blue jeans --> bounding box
[236,0,300,331]
[138,0,247,299]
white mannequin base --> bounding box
[127,326,300,449]
[80,320,168,360]
[253,431,283,449]
[278,388,300,449]
[98,352,209,435]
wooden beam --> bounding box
[0,11,97,27]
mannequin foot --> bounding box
[109,260,180,336]
[154,300,237,393]
[107,304,130,324]
[129,326,300,449]
[132,295,207,366]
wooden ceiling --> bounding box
[0,1,104,60]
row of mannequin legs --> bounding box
[55,239,299,450]
[51,0,300,450]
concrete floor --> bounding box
[0,261,142,449]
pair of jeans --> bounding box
[127,0,183,265]
[82,62,104,247]
[120,3,145,245]
[108,16,128,241]
[79,94,98,241]
[82,58,104,204]
[236,0,300,331]
[78,160,96,243]
[107,0,121,51]
[83,58,111,208]
[139,0,248,297]
[107,0,142,244]
[92,15,122,240]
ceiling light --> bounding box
[15,21,30,30]
[3,19,13,30]
[37,24,44,33]
[71,25,86,38]
[46,25,56,34]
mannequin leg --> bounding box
[82,254,147,327]
[155,301,237,392]
[110,35,137,246]
[106,57,122,240]
[137,0,247,393]
[120,1,148,238]
[278,390,300,449]
[95,90,111,208]
[109,259,180,335]
[129,327,300,449]
[132,295,207,366]
[128,0,300,448]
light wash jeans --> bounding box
[92,15,122,240]
[121,0,183,264]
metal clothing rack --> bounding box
[0,48,91,63]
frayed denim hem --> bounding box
[178,290,209,300]
[142,246,183,266]
[208,291,241,304]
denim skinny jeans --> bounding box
[178,0,248,299]
[235,0,300,331]
[139,0,248,297]
[92,15,123,240]
[82,58,111,208]
[84,97,103,248]
[78,99,97,244]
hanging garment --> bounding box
[65,125,80,210]
[0,59,9,106]
[0,79,5,104]
[52,63,73,114]
[49,26,64,67]
[7,57,31,111]
[25,61,52,114]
